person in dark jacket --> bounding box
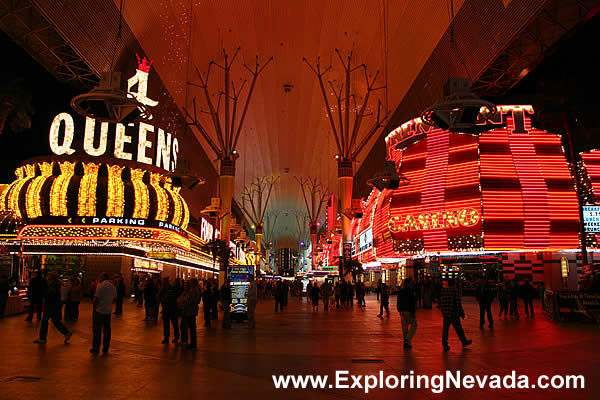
[34,272,72,344]
[159,277,182,344]
[475,278,496,329]
[0,275,10,318]
[508,279,520,319]
[178,279,201,349]
[397,277,417,349]
[25,270,46,321]
[114,274,126,315]
[201,281,214,327]
[143,276,157,322]
[440,279,472,351]
[274,281,285,312]
[497,280,509,318]
[65,277,82,321]
[310,282,321,312]
[219,278,232,329]
[520,279,535,318]
[377,283,390,318]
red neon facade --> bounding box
[365,105,580,257]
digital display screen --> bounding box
[583,206,600,232]
[228,265,253,314]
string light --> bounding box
[130,168,149,219]
[78,162,100,216]
[25,162,53,219]
[106,164,125,217]
[50,161,75,216]
[150,172,169,221]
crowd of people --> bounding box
[16,269,547,353]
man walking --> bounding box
[377,283,390,318]
[475,277,495,329]
[397,277,417,349]
[0,275,9,318]
[247,275,257,328]
[34,272,72,344]
[114,274,126,315]
[521,279,535,318]
[25,270,46,321]
[179,279,201,349]
[160,277,182,344]
[90,273,117,353]
[321,280,332,311]
[220,278,232,329]
[440,279,472,351]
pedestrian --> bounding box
[143,276,157,322]
[521,279,535,318]
[376,278,382,301]
[160,277,182,344]
[321,280,332,311]
[201,281,214,328]
[422,279,433,309]
[33,272,72,345]
[498,280,509,318]
[475,277,495,329]
[219,278,232,329]
[334,281,341,309]
[114,274,126,315]
[397,277,417,349]
[247,275,257,328]
[274,281,285,312]
[440,279,472,351]
[66,277,82,321]
[377,283,390,318]
[0,275,10,318]
[25,270,46,321]
[179,279,201,349]
[509,279,520,319]
[310,281,321,312]
[90,272,117,353]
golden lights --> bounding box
[25,162,53,219]
[131,168,150,219]
[150,172,169,222]
[50,161,75,216]
[78,162,99,216]
[2,160,191,232]
[106,165,125,217]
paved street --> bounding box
[0,294,598,399]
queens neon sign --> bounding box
[48,55,178,172]
[388,208,480,232]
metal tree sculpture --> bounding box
[239,175,279,269]
[303,50,390,277]
[295,212,311,272]
[185,48,272,281]
[262,212,279,273]
[295,176,330,270]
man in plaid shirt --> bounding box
[440,279,472,351]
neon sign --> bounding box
[388,208,480,232]
[49,56,178,172]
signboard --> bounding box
[583,206,600,233]
[133,258,163,273]
[146,251,175,260]
[552,291,600,322]
[342,242,353,262]
[356,228,373,254]
[228,265,253,317]
[48,56,178,172]
[30,216,184,234]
